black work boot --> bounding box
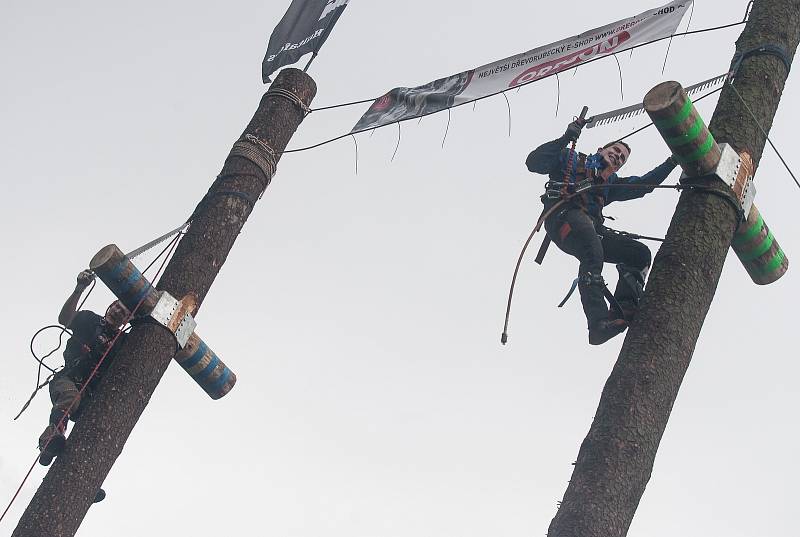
[609,299,638,323]
[38,424,67,467]
[612,264,646,322]
[578,271,611,326]
[589,319,628,345]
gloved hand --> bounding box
[76,270,95,288]
[564,118,587,142]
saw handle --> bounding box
[577,105,589,127]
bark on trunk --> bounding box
[547,1,799,535]
[12,68,316,537]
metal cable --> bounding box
[287,21,748,154]
[305,21,747,117]
[613,54,624,101]
[727,82,800,190]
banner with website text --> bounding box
[352,0,692,132]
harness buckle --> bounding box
[545,189,563,200]
[573,179,594,194]
[542,179,594,200]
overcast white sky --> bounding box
[1,1,798,536]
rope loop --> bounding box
[730,44,792,79]
[679,178,746,226]
[266,88,311,116]
[228,134,278,196]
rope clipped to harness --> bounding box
[498,180,743,346]
[500,107,588,345]
[506,104,633,343]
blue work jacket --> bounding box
[526,134,676,221]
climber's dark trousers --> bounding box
[545,208,651,327]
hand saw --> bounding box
[124,221,190,260]
[585,73,728,129]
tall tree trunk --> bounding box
[12,68,316,537]
[547,1,799,536]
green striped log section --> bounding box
[731,205,789,285]
[643,81,722,177]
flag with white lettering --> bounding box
[352,0,692,132]
[263,0,349,83]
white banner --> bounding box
[353,0,692,132]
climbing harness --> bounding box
[0,232,181,525]
[530,106,590,269]
[17,141,273,420]
[15,275,98,421]
[14,229,185,421]
[500,178,746,345]
[503,106,587,345]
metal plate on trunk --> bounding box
[741,179,756,220]
[149,291,196,349]
[715,144,743,189]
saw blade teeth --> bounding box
[587,74,727,130]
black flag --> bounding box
[263,0,349,82]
